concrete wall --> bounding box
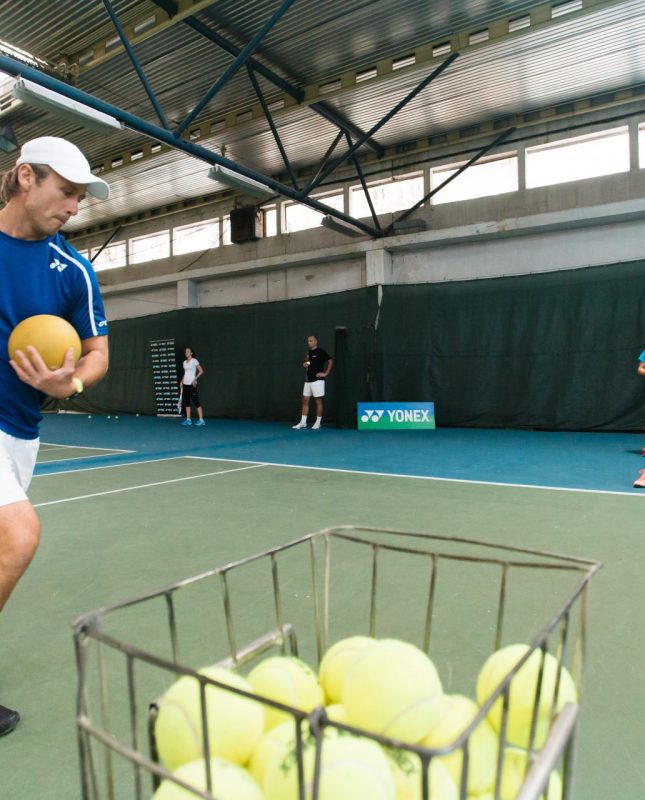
[74,110,645,320]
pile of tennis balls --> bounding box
[153,636,575,799]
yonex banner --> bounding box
[358,402,435,430]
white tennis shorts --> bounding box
[303,380,325,398]
[0,429,39,507]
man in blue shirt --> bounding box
[0,137,110,736]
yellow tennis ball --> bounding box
[325,703,349,724]
[476,644,577,750]
[318,636,376,704]
[248,720,305,787]
[264,732,395,800]
[342,639,443,742]
[385,748,458,800]
[249,716,348,789]
[420,694,498,794]
[153,757,263,800]
[247,655,324,730]
[8,314,81,369]
[155,666,264,770]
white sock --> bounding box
[300,415,307,424]
[315,416,322,424]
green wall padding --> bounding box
[59,260,645,430]
[375,260,645,430]
[62,287,380,425]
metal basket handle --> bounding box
[516,702,579,800]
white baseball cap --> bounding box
[16,136,110,200]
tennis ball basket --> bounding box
[72,526,601,800]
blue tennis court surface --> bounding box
[38,413,645,495]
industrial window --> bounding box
[430,154,518,204]
[284,193,344,233]
[349,173,424,218]
[526,127,629,188]
[262,206,277,237]
[222,216,232,245]
[173,219,219,255]
[639,123,645,168]
[129,231,170,264]
[90,241,126,271]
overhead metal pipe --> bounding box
[0,54,383,237]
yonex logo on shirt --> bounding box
[49,258,67,272]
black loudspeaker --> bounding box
[230,206,263,243]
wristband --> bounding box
[67,377,84,399]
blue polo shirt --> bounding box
[0,231,108,439]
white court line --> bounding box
[184,455,645,498]
[40,441,132,453]
[34,463,267,508]
[38,453,134,465]
[33,455,188,477]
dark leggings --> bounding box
[181,383,201,410]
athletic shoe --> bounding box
[633,470,645,488]
[181,419,192,426]
[312,423,321,430]
[0,705,20,736]
[292,422,307,429]
[194,419,205,427]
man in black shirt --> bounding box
[292,335,333,430]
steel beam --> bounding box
[0,55,383,238]
[90,225,123,264]
[148,0,383,155]
[310,101,384,158]
[174,0,297,137]
[308,130,344,190]
[246,65,298,190]
[101,0,170,130]
[303,51,459,196]
[386,127,516,234]
[345,133,381,231]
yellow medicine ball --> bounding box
[8,314,81,369]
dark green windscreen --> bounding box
[64,287,380,425]
[61,260,645,430]
[374,261,645,430]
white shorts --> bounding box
[303,380,325,398]
[0,429,39,507]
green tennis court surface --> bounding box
[0,455,641,799]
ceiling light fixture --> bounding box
[12,77,122,133]
[320,214,364,237]
[207,164,274,199]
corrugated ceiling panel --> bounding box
[1,0,644,232]
[0,1,155,60]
